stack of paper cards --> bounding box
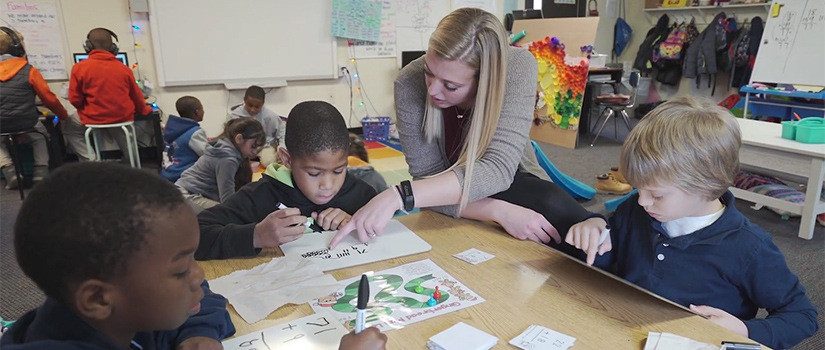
[453,248,495,265]
[426,322,498,350]
[509,325,576,350]
[643,332,717,350]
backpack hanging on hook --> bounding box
[589,0,599,16]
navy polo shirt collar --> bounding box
[649,191,742,250]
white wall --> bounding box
[50,0,520,137]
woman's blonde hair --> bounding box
[620,96,741,200]
[424,7,507,213]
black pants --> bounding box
[490,171,590,254]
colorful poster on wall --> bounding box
[528,37,590,130]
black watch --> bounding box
[397,180,415,212]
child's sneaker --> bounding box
[32,165,48,183]
[596,173,633,195]
[610,166,628,184]
[817,213,825,227]
[2,166,20,190]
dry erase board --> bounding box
[2,0,70,80]
[751,0,825,86]
[147,0,338,87]
[280,220,432,272]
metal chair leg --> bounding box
[591,109,615,147]
[590,107,609,134]
[4,135,25,200]
[620,110,633,131]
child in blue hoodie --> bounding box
[1,162,235,349]
[161,96,209,182]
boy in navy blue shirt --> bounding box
[2,163,235,349]
[566,97,817,349]
[162,96,209,182]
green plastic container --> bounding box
[795,117,825,144]
[781,120,797,140]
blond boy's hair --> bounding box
[620,96,741,200]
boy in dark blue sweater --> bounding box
[566,97,817,349]
[161,96,209,182]
[1,163,235,349]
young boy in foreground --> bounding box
[566,97,817,349]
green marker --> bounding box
[510,30,527,44]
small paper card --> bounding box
[427,322,498,350]
[509,325,576,350]
[222,312,347,350]
[453,248,495,265]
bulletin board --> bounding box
[2,0,70,80]
[751,0,825,87]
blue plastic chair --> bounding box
[604,189,637,212]
[531,141,596,200]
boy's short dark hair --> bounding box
[244,85,266,101]
[285,101,349,159]
[175,96,202,120]
[14,163,186,305]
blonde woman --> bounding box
[330,8,602,249]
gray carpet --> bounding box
[1,136,822,348]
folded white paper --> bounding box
[209,256,341,323]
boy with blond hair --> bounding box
[566,97,817,349]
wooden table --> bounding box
[199,211,760,349]
[732,118,825,239]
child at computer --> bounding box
[161,96,209,182]
[175,117,264,214]
[565,97,817,349]
[348,133,388,193]
[69,28,152,161]
[229,85,285,167]
[0,27,68,189]
[196,101,377,260]
[1,162,236,348]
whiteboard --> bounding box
[751,0,825,86]
[2,0,70,80]
[280,220,432,272]
[147,0,338,87]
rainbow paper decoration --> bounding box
[527,37,590,129]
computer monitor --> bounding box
[73,52,129,66]
[401,51,426,68]
[512,9,543,20]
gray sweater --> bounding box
[229,104,286,149]
[394,47,548,217]
[175,138,243,202]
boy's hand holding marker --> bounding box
[252,204,308,248]
[565,217,612,266]
[312,207,352,231]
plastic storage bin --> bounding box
[781,117,825,144]
[361,116,390,142]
